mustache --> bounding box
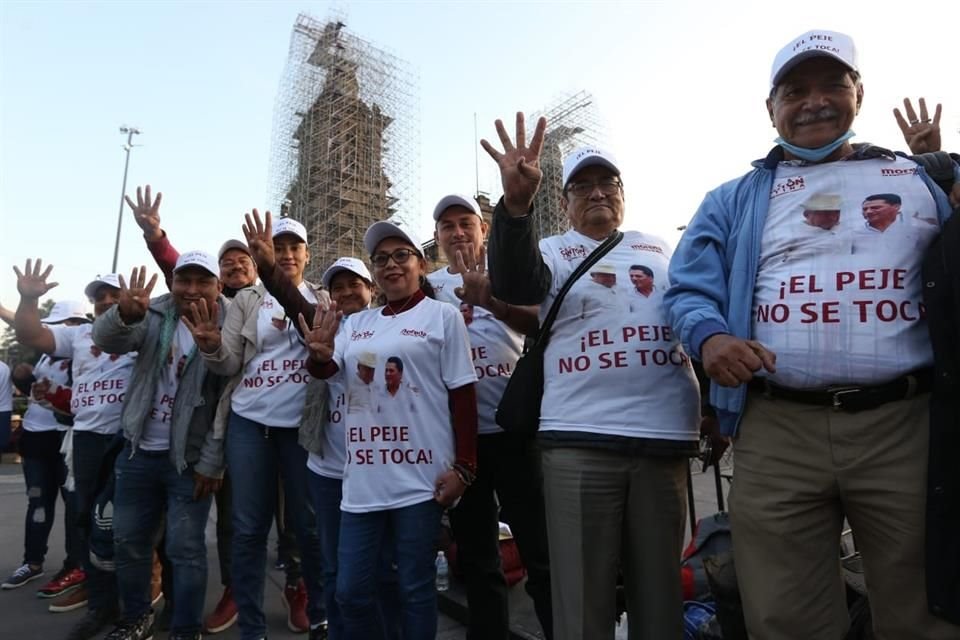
[794,107,840,125]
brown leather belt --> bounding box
[748,368,933,412]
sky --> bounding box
[2,0,958,310]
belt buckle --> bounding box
[828,386,860,411]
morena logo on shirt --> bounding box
[400,328,427,338]
[630,243,665,255]
[351,330,375,341]
[559,245,588,261]
[881,167,918,177]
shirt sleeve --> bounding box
[439,304,479,390]
[49,324,78,360]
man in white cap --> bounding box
[92,252,228,640]
[427,192,553,639]
[482,118,700,639]
[9,263,131,638]
[665,29,960,638]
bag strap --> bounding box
[534,230,624,348]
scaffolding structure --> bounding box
[267,13,419,283]
[529,91,605,239]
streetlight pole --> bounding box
[111,126,141,273]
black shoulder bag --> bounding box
[495,231,624,435]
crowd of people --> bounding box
[1,27,959,640]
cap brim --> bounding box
[771,50,854,88]
[84,280,117,301]
[322,265,371,289]
[218,240,252,260]
[564,157,620,187]
[432,195,481,221]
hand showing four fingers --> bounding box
[453,243,493,309]
[182,298,222,354]
[481,112,548,217]
[893,97,942,155]
[297,301,341,364]
[117,266,158,325]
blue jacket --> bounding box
[664,145,959,436]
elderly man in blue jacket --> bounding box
[665,29,959,640]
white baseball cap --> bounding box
[322,257,373,289]
[218,239,252,261]
[432,194,482,221]
[562,146,621,188]
[173,251,219,278]
[273,217,308,243]
[363,220,425,257]
[45,300,90,325]
[770,29,858,89]
[84,274,122,302]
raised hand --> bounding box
[893,97,942,155]
[481,112,547,216]
[117,266,158,324]
[242,209,276,270]
[453,243,493,309]
[13,259,59,299]
[181,298,222,354]
[125,185,164,242]
[297,301,340,364]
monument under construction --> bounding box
[267,13,419,283]
[529,91,605,239]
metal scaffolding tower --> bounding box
[267,13,419,283]
[529,91,605,239]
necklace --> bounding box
[384,294,417,318]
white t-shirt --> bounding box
[427,268,525,435]
[307,321,350,481]
[50,324,135,435]
[753,157,939,388]
[536,229,700,440]
[333,297,476,513]
[231,285,317,427]
[22,354,71,433]
[0,362,12,412]
[140,321,195,451]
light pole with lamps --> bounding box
[111,126,141,273]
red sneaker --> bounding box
[36,567,86,599]
[281,579,309,633]
[203,586,239,634]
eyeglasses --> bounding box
[565,178,623,198]
[370,248,418,267]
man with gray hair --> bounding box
[665,29,959,638]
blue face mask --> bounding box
[775,130,855,162]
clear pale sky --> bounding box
[2,0,958,310]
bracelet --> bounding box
[451,462,476,486]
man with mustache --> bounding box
[665,30,960,638]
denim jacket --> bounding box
[92,294,228,477]
[664,144,958,436]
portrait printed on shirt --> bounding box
[754,157,941,387]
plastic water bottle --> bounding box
[435,551,449,592]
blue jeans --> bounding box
[113,445,212,634]
[307,472,402,640]
[226,413,324,640]
[73,431,118,611]
[337,499,442,640]
[19,430,80,569]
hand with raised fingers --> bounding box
[13,259,59,300]
[453,243,493,308]
[893,98,942,155]
[181,298,222,354]
[297,301,340,364]
[701,334,777,388]
[117,266,158,325]
[125,185,164,242]
[480,112,547,216]
[242,209,276,271]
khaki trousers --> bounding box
[541,447,687,640]
[730,391,957,640]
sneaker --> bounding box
[281,578,309,633]
[1,563,44,589]
[104,611,154,640]
[49,585,89,612]
[203,586,238,634]
[65,607,119,640]
[309,621,329,640]
[37,566,86,598]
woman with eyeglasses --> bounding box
[303,220,478,640]
[191,216,327,640]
